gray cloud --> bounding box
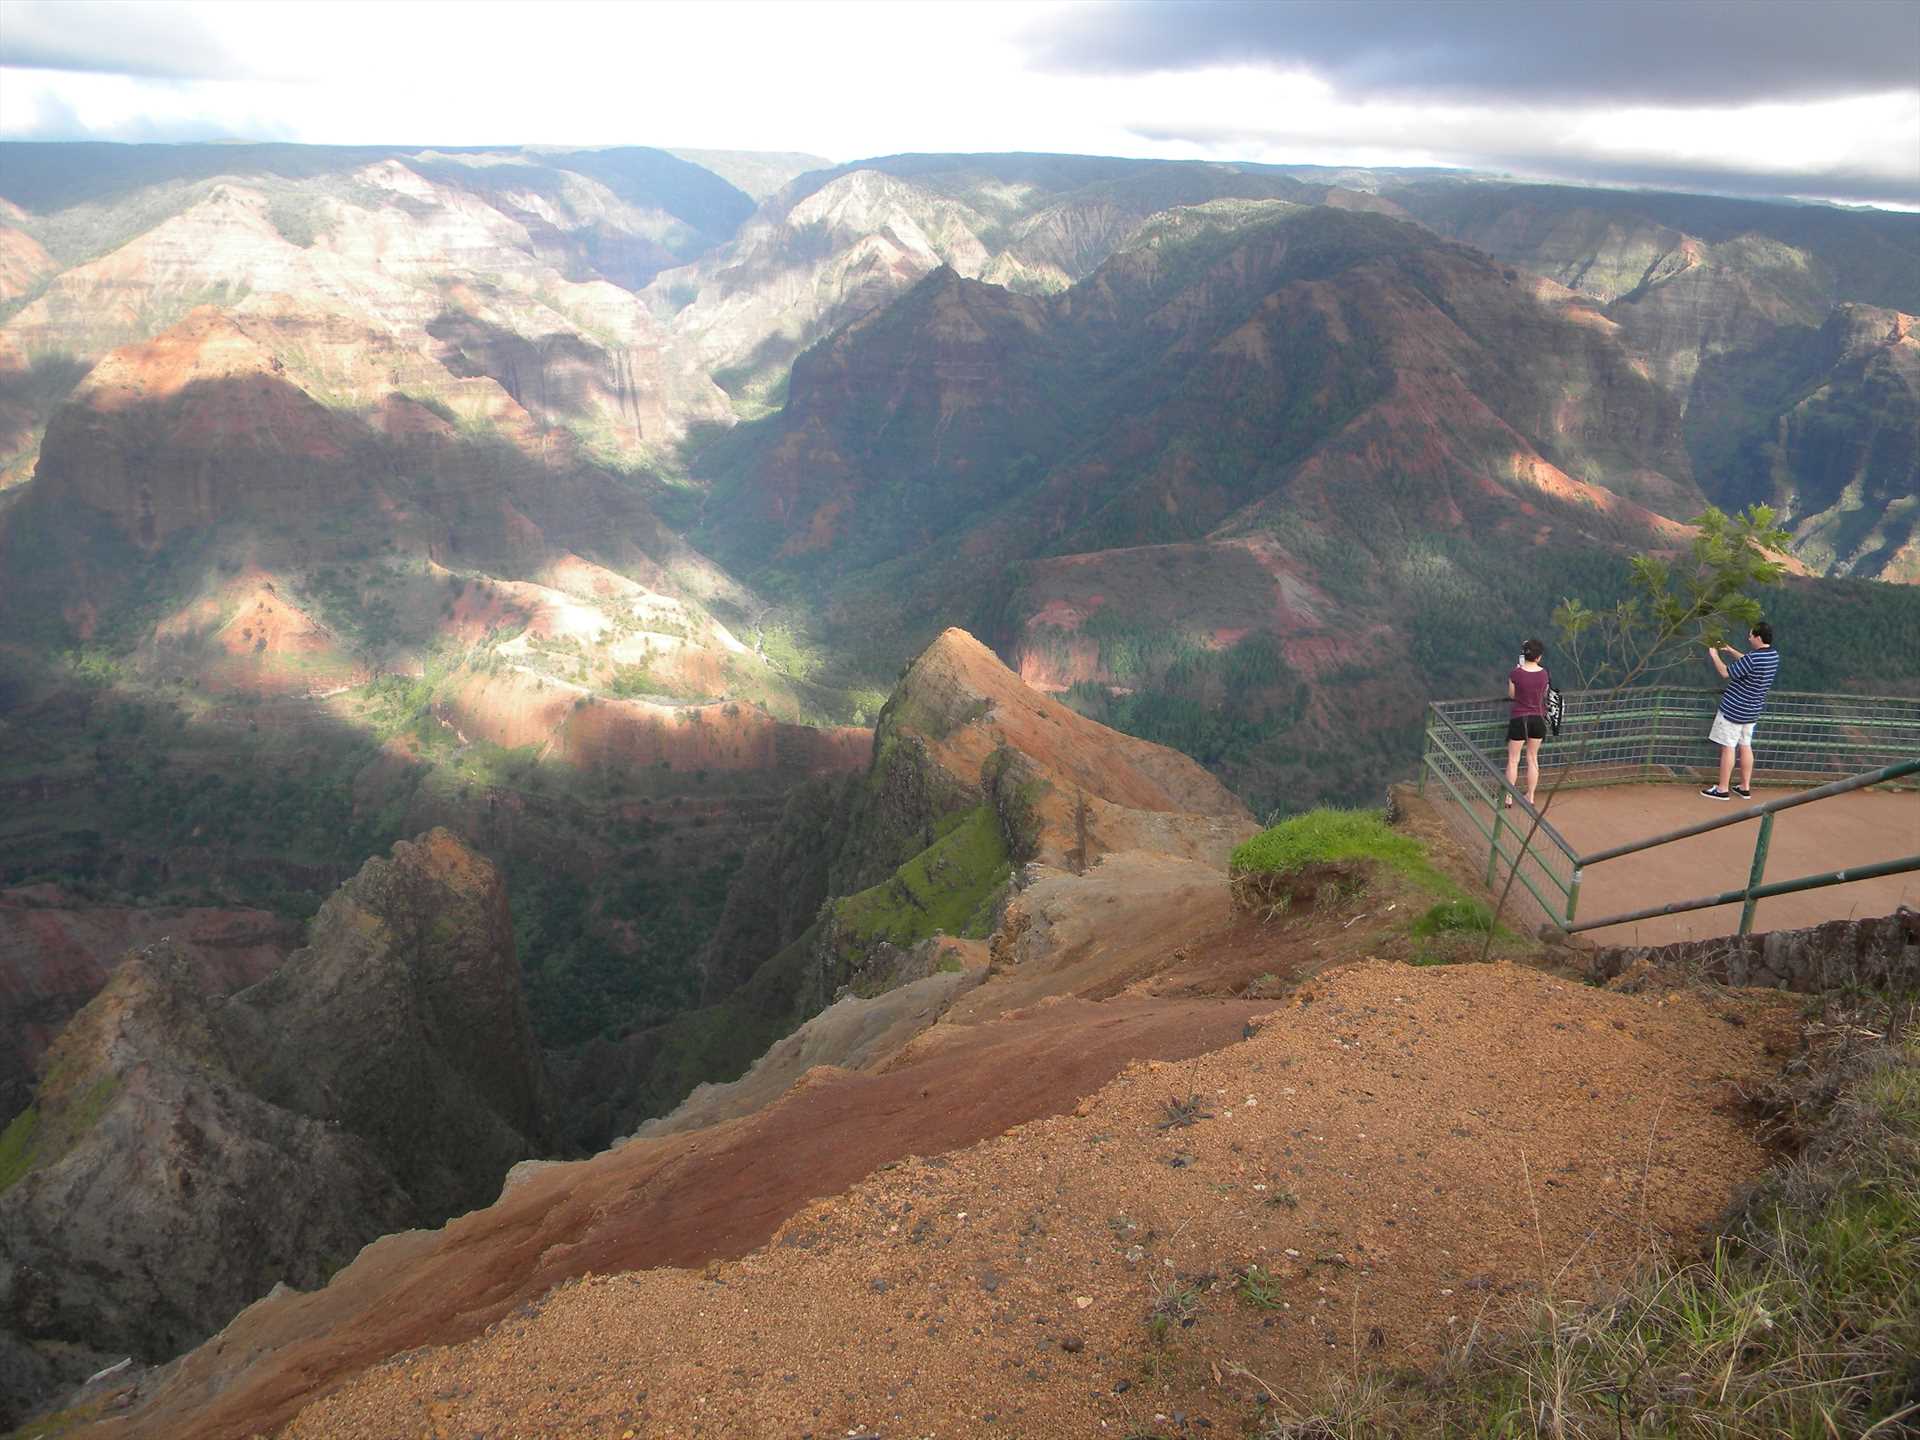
[0,0,255,80]
[1029,0,1920,107]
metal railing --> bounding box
[1566,758,1920,934]
[1424,687,1920,791]
[1419,687,1920,934]
[1420,702,1583,930]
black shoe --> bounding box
[1733,785,1752,798]
[1701,786,1730,799]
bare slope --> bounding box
[285,960,1791,1440]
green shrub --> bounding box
[1410,899,1496,937]
[1230,807,1435,886]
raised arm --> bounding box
[1707,644,1730,679]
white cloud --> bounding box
[0,1,1913,207]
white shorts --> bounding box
[1710,712,1756,748]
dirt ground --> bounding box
[282,961,1796,1440]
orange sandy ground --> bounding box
[281,961,1793,1440]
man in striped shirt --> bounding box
[1702,621,1780,799]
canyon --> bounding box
[0,141,1914,1433]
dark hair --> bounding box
[1521,638,1545,662]
[1750,621,1773,645]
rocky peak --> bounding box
[0,940,412,1417]
[882,629,1252,869]
[0,832,552,1423]
[1821,301,1918,365]
[229,829,551,1216]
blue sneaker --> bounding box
[1701,786,1730,800]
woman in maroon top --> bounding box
[1505,638,1550,808]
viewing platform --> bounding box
[1421,687,1920,947]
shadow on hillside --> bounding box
[0,351,93,415]
[0,371,815,1064]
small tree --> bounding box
[1549,505,1792,691]
[1481,505,1791,955]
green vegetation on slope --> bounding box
[1056,628,1306,774]
[1229,808,1514,963]
[1230,807,1446,890]
[579,794,1013,1136]
[0,1072,119,1195]
[829,803,1011,991]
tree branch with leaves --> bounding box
[1479,505,1792,958]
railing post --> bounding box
[1739,812,1774,936]
[1486,801,1504,888]
[1644,691,1662,781]
[1418,706,1432,795]
[1566,866,1582,928]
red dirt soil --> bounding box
[87,996,1270,1440]
[278,962,1796,1440]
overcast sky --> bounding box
[1,0,1915,207]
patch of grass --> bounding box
[829,805,1012,987]
[1229,807,1441,888]
[1148,1283,1204,1343]
[0,1104,41,1193]
[0,1072,119,1194]
[1236,1264,1287,1310]
[1409,899,1495,938]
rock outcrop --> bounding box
[0,944,412,1424]
[0,887,297,1121]
[220,829,553,1217]
[0,830,550,1426]
[550,627,1256,1148]
[1584,906,1920,993]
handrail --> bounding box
[1424,702,1580,861]
[1575,757,1920,866]
[1566,853,1920,934]
[1441,685,1920,706]
[1419,748,1574,922]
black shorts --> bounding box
[1507,715,1546,742]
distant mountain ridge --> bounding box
[0,141,754,255]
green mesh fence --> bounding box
[1419,688,1920,929]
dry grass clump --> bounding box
[1249,990,1920,1438]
